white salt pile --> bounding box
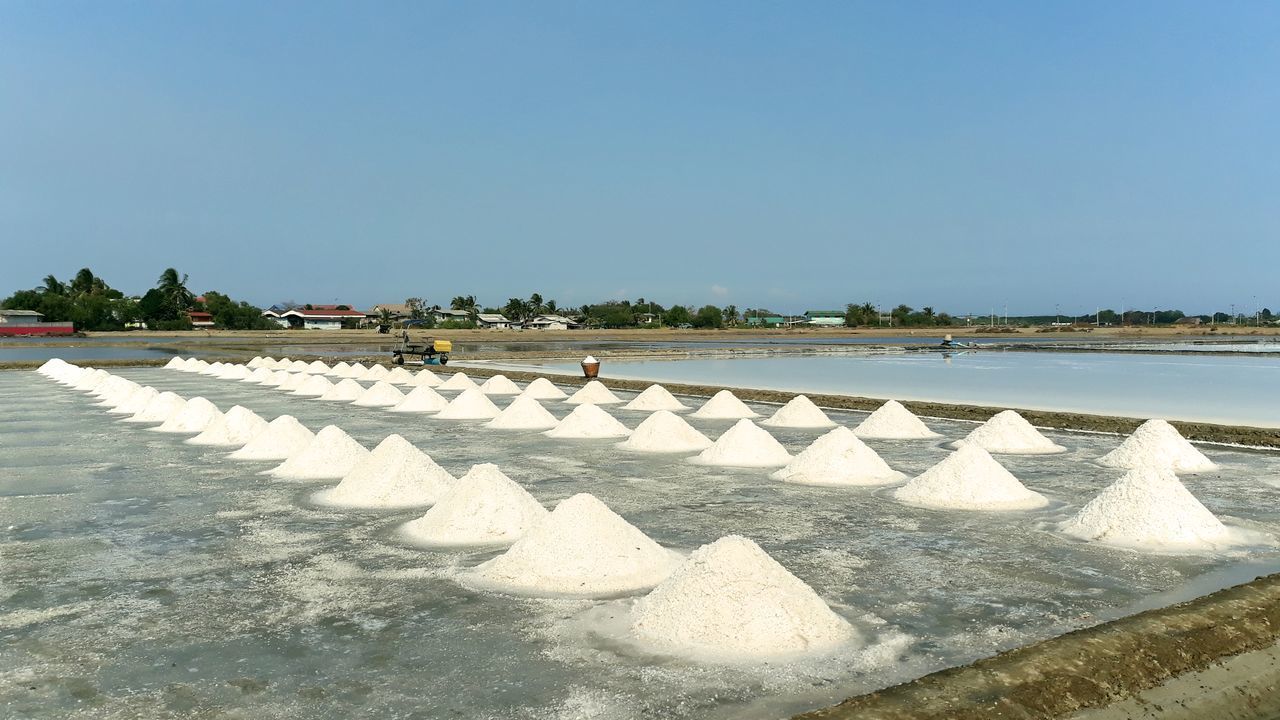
[761,395,836,429]
[262,370,292,387]
[545,403,631,439]
[1058,466,1236,551]
[164,356,186,370]
[955,410,1066,454]
[340,362,368,378]
[228,415,314,461]
[386,366,417,385]
[267,425,369,480]
[319,378,366,402]
[435,388,502,420]
[360,364,390,382]
[623,384,689,412]
[109,386,158,415]
[245,367,275,383]
[467,493,679,598]
[288,360,310,372]
[618,411,712,453]
[219,364,251,381]
[398,463,547,547]
[306,360,329,374]
[522,377,568,400]
[198,362,224,376]
[438,372,479,392]
[565,380,623,405]
[691,390,759,420]
[1098,419,1218,473]
[313,434,455,509]
[92,376,135,403]
[390,385,450,413]
[36,358,68,376]
[771,427,903,486]
[247,356,265,368]
[125,391,187,424]
[188,405,269,447]
[412,368,442,387]
[352,381,406,408]
[853,400,941,439]
[691,419,792,468]
[479,374,522,395]
[893,444,1049,511]
[277,373,307,392]
[486,394,560,430]
[631,535,856,660]
[155,397,221,433]
[326,361,352,377]
[72,369,109,391]
[185,358,208,372]
[291,374,334,397]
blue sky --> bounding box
[2,1,1277,315]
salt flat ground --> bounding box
[3,368,1280,719]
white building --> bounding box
[475,313,512,329]
[524,314,580,330]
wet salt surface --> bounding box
[4,369,1280,719]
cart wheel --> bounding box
[439,353,449,365]
[393,352,404,365]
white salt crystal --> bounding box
[691,390,759,420]
[389,385,450,413]
[398,463,547,547]
[435,388,502,420]
[267,425,369,480]
[351,381,406,408]
[359,364,390,382]
[412,369,442,387]
[155,397,221,433]
[853,400,941,440]
[305,360,329,374]
[313,434,455,509]
[955,410,1066,454]
[228,415,314,461]
[522,377,567,400]
[125,392,187,424]
[319,378,365,402]
[218,364,251,380]
[340,362,368,378]
[479,374,522,395]
[188,405,269,447]
[617,411,712,453]
[276,372,308,392]
[486,395,560,430]
[565,380,623,405]
[244,367,275,383]
[893,444,1049,511]
[262,370,292,387]
[109,385,158,415]
[1098,419,1217,473]
[623,384,689,412]
[438,372,480,391]
[288,360,310,372]
[760,395,836,428]
[690,419,791,467]
[326,361,352,377]
[544,403,631,439]
[163,356,186,370]
[386,366,417,385]
[246,356,264,368]
[771,427,902,486]
[289,374,333,397]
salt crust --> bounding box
[412,369,442,387]
[631,535,857,660]
[155,397,221,433]
[486,394,560,430]
[617,411,712,453]
[399,463,547,547]
[341,362,368,379]
[468,493,679,598]
[565,380,623,405]
[110,386,158,415]
[319,378,366,402]
[386,367,417,385]
[389,385,449,413]
[691,390,759,420]
[164,356,185,370]
[306,360,329,374]
[690,419,791,467]
[126,392,187,424]
[623,384,689,412]
[277,373,308,392]
[351,381,406,408]
[771,427,903,486]
[188,405,269,446]
[954,410,1066,454]
[228,415,314,461]
[479,374,523,395]
[268,425,369,480]
[893,444,1049,511]
[313,434,455,508]
[435,388,502,420]
[545,403,631,439]
[359,364,391,382]
[326,361,352,377]
[760,395,836,428]
[262,370,292,387]
[1098,419,1217,473]
[522,377,568,400]
[291,374,334,397]
[1058,466,1236,551]
[438,372,480,392]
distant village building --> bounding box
[525,314,581,330]
[475,313,512,329]
[804,310,845,326]
[262,304,367,330]
[431,309,473,324]
[1174,317,1204,326]
[368,303,412,321]
[0,309,75,336]
[635,313,660,325]
[187,311,215,328]
[745,315,786,328]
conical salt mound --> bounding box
[412,368,442,387]
[125,391,187,424]
[771,427,902,486]
[544,403,631,439]
[188,406,269,447]
[631,535,857,660]
[326,361,352,377]
[522,377,567,400]
[319,378,365,402]
[92,376,135,401]
[182,358,205,372]
[565,380,622,405]
[72,369,110,391]
[1058,466,1235,551]
[618,411,712,453]
[955,410,1066,454]
[247,356,265,369]
[435,387,502,420]
[352,381,406,408]
[164,356,186,370]
[288,360,310,372]
[761,395,835,428]
[267,425,369,480]
[1098,419,1217,473]
[109,386,158,415]
[468,494,679,598]
[219,364,251,380]
[691,419,791,467]
[305,360,329,374]
[37,358,68,376]
[893,444,1048,511]
[277,373,307,392]
[229,415,314,461]
[438,372,479,391]
[197,362,224,376]
[390,385,450,413]
[155,397,221,433]
[386,366,417,385]
[262,369,292,387]
[479,374,522,395]
[340,362,368,379]
[398,463,547,547]
[623,384,689,412]
[691,390,759,420]
[486,395,559,430]
[245,367,275,383]
[359,364,390,382]
[853,400,940,439]
[313,434,455,509]
[291,374,334,397]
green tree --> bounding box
[722,305,739,326]
[156,268,194,318]
[693,305,724,329]
[663,305,693,326]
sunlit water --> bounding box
[3,368,1280,718]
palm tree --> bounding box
[42,274,66,295]
[157,268,194,316]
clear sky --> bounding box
[2,1,1277,316]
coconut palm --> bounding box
[42,274,66,296]
[157,268,194,316]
